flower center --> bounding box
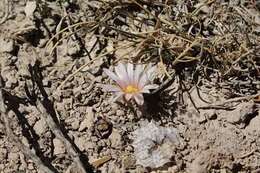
[124,85,139,93]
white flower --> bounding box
[101,63,158,105]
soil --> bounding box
[0,0,259,173]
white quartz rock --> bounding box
[133,121,180,168]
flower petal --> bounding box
[110,92,124,102]
[141,84,159,93]
[133,94,144,105]
[127,63,134,84]
[115,63,129,85]
[138,72,149,88]
[125,93,133,101]
[112,92,124,102]
[100,84,121,92]
[146,65,157,81]
[134,64,144,86]
[104,68,125,88]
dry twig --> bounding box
[35,100,89,173]
[0,78,56,173]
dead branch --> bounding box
[0,79,56,173]
[35,100,90,173]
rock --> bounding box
[116,110,124,117]
[67,39,81,56]
[74,136,86,151]
[27,162,34,170]
[122,154,136,170]
[226,101,255,125]
[0,147,7,160]
[71,118,80,130]
[79,107,94,132]
[8,152,20,163]
[34,118,48,135]
[24,1,37,17]
[245,112,260,134]
[109,129,122,148]
[94,117,112,139]
[0,38,15,53]
[53,138,66,155]
[133,121,180,168]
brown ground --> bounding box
[0,0,259,173]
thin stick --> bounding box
[198,92,260,109]
[35,100,88,173]
[173,39,201,66]
[45,21,96,53]
[55,42,135,92]
[0,83,56,173]
[0,0,9,25]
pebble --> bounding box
[122,154,136,170]
[0,147,7,160]
[109,129,122,148]
[33,118,48,136]
[67,39,81,56]
[116,110,125,117]
[74,136,86,151]
[24,1,37,17]
[0,38,15,53]
[79,107,94,132]
[71,118,80,130]
[8,152,20,163]
[53,138,66,155]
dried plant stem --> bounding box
[173,38,201,66]
[35,100,88,173]
[0,0,9,25]
[198,92,260,109]
[55,42,135,92]
[0,85,55,173]
[223,49,254,76]
[45,21,96,53]
[48,27,84,56]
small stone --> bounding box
[116,110,124,116]
[28,162,35,170]
[0,38,15,53]
[8,152,20,163]
[94,117,113,139]
[226,101,255,125]
[74,136,86,151]
[21,136,30,148]
[109,129,122,148]
[24,1,37,17]
[193,110,206,123]
[71,118,80,130]
[34,118,48,136]
[125,145,134,152]
[53,138,66,155]
[0,147,7,160]
[67,39,81,56]
[122,154,136,170]
[79,107,94,132]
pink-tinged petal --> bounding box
[127,63,134,83]
[134,64,144,85]
[133,94,144,105]
[140,84,159,93]
[124,93,133,101]
[100,84,121,92]
[146,65,157,81]
[103,68,125,88]
[112,92,124,102]
[138,72,149,88]
[115,63,129,85]
[110,92,124,102]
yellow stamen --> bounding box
[124,85,139,93]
